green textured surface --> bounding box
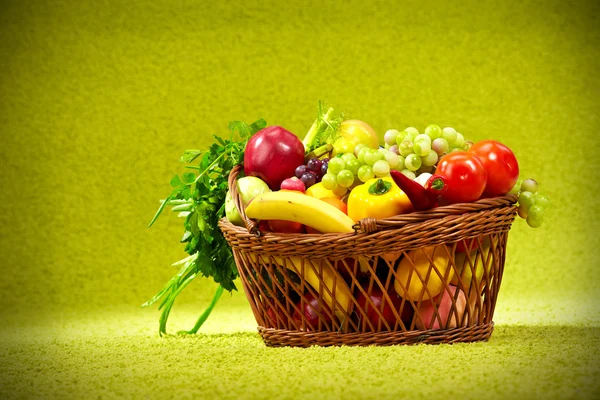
[1,0,599,399]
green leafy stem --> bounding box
[143,118,266,336]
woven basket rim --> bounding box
[257,322,495,347]
[226,164,517,237]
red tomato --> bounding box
[268,219,305,233]
[435,151,487,204]
[258,220,271,232]
[469,140,519,197]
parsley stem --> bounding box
[158,272,197,336]
[194,152,225,184]
[148,195,172,228]
[161,199,190,205]
[171,203,193,212]
[177,285,224,335]
[171,253,198,266]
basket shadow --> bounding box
[490,324,600,347]
[167,324,600,349]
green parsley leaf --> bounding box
[181,172,196,184]
[170,175,182,188]
[228,118,266,139]
[180,149,202,163]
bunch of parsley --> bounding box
[143,119,266,336]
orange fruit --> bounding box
[305,197,348,234]
[320,197,348,215]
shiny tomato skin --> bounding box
[435,151,487,204]
[268,219,305,234]
[469,140,519,197]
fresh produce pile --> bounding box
[145,103,550,335]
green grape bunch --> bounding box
[321,124,473,194]
[384,124,471,179]
[509,178,550,228]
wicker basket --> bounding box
[219,165,518,347]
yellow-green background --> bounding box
[1,0,599,399]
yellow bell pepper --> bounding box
[394,245,455,301]
[347,177,413,222]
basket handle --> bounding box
[228,165,261,235]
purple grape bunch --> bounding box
[295,157,329,188]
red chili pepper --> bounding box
[426,174,448,198]
[389,170,447,211]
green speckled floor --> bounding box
[1,301,599,399]
[1,0,599,398]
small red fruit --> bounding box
[280,177,306,193]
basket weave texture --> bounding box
[219,165,518,347]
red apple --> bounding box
[356,285,413,331]
[292,292,332,330]
[244,126,305,190]
[266,307,287,328]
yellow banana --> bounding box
[249,253,354,321]
[244,191,356,233]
